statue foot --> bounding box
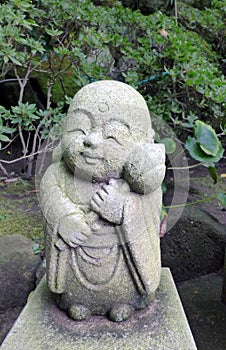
[136,293,155,310]
[109,303,134,322]
[68,304,91,321]
[56,296,68,311]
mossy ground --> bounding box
[0,178,44,249]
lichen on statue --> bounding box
[40,80,165,322]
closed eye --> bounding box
[106,135,123,145]
[104,119,130,146]
[67,128,86,135]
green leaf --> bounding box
[9,56,22,66]
[32,243,40,254]
[45,28,64,36]
[160,137,176,154]
[194,120,220,157]
[1,126,16,133]
[0,134,10,142]
[161,206,168,220]
[185,136,224,165]
[3,56,9,64]
[161,182,167,194]
[208,165,218,184]
[216,192,226,207]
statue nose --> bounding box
[83,132,102,148]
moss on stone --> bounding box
[0,180,44,241]
[31,58,76,104]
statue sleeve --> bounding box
[119,189,161,296]
[39,161,84,293]
[39,161,83,229]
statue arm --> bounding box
[39,162,78,228]
[40,162,92,293]
[40,162,91,246]
[124,142,165,195]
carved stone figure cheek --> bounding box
[62,134,84,174]
[103,120,131,146]
[98,119,135,169]
[62,128,87,151]
[62,112,92,149]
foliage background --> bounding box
[0,0,225,178]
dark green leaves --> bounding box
[208,166,218,184]
[194,121,221,156]
[216,192,226,207]
[185,121,224,165]
[0,116,16,149]
[160,137,176,154]
[0,0,224,181]
[185,120,224,182]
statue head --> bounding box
[62,80,154,182]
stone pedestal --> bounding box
[0,268,197,350]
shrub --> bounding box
[0,0,225,178]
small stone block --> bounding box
[0,268,197,350]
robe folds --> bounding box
[40,161,161,299]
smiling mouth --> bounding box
[81,152,103,165]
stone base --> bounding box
[0,268,197,350]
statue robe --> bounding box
[40,161,161,298]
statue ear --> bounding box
[123,143,165,195]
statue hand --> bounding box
[58,214,92,248]
[90,179,125,224]
[124,143,165,194]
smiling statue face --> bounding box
[61,80,154,182]
[62,109,134,182]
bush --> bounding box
[0,0,225,178]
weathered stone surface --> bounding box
[39,80,165,321]
[161,207,226,281]
[0,235,41,311]
[0,269,197,350]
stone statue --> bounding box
[39,80,165,322]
